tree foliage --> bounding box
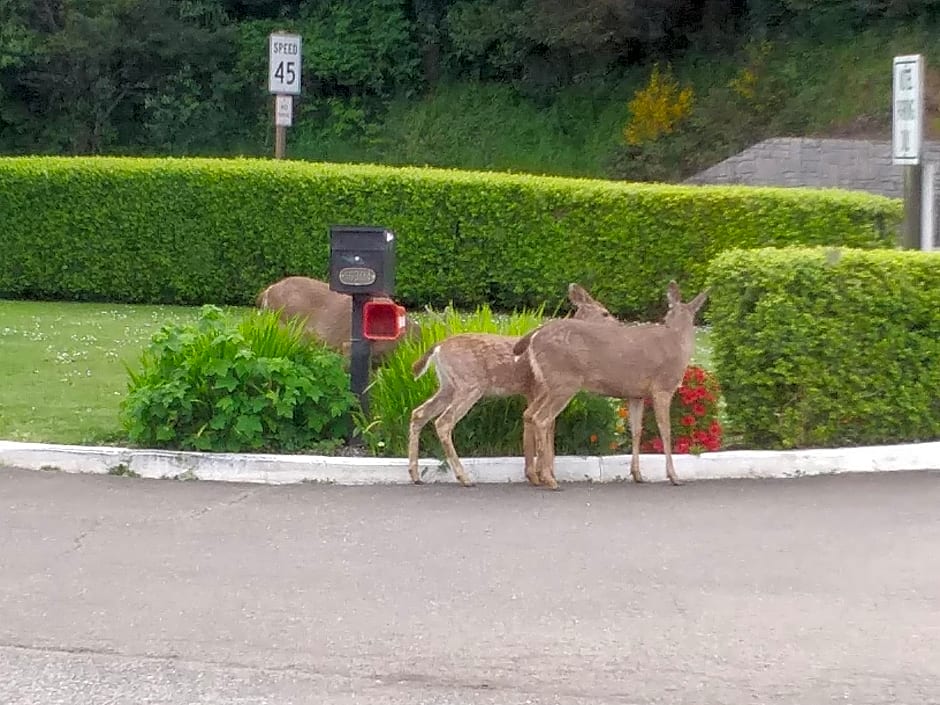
[0,0,936,156]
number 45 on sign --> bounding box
[269,32,302,95]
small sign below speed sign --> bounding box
[275,95,293,126]
[269,32,302,95]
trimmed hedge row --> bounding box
[0,156,901,317]
[707,247,940,449]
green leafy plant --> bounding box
[0,156,900,320]
[361,303,619,458]
[708,247,940,449]
[120,305,358,453]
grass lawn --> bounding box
[0,301,213,445]
[0,299,714,447]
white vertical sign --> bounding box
[275,95,293,126]
[892,54,923,165]
[269,33,302,95]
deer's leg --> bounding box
[628,397,646,483]
[434,390,484,487]
[522,412,540,486]
[407,389,455,484]
[652,391,682,486]
[527,391,575,491]
[522,400,543,486]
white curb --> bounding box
[0,439,937,486]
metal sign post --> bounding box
[892,54,924,249]
[268,32,302,160]
[922,162,936,251]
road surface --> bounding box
[1,466,939,704]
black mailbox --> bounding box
[329,225,395,297]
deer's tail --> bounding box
[512,328,538,356]
[412,345,438,378]
[255,286,270,309]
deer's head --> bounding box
[663,280,709,329]
[567,283,615,322]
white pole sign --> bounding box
[892,54,923,165]
[269,33,302,95]
[275,95,293,127]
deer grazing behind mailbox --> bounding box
[256,276,419,362]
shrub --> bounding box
[623,63,694,146]
[361,304,620,458]
[0,156,901,320]
[612,365,723,454]
[121,306,358,453]
[707,247,940,449]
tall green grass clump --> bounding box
[121,306,358,453]
[362,304,619,458]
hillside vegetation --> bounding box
[3,2,940,180]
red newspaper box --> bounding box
[363,299,407,341]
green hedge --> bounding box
[707,247,940,449]
[0,156,901,317]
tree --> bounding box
[6,0,238,153]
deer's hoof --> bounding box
[412,478,425,485]
[669,479,684,487]
[458,480,476,488]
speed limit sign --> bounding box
[269,32,301,95]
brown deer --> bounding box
[407,284,615,487]
[514,280,709,490]
[256,276,419,361]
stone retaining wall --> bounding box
[682,137,940,199]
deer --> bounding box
[255,276,419,362]
[513,280,709,490]
[407,283,616,487]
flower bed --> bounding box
[613,365,723,454]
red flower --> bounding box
[651,438,664,452]
[630,366,722,455]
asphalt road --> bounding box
[1,466,939,705]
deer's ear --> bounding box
[689,288,710,315]
[666,280,681,307]
[567,283,591,306]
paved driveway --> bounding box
[1,466,939,704]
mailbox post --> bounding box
[328,225,397,418]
